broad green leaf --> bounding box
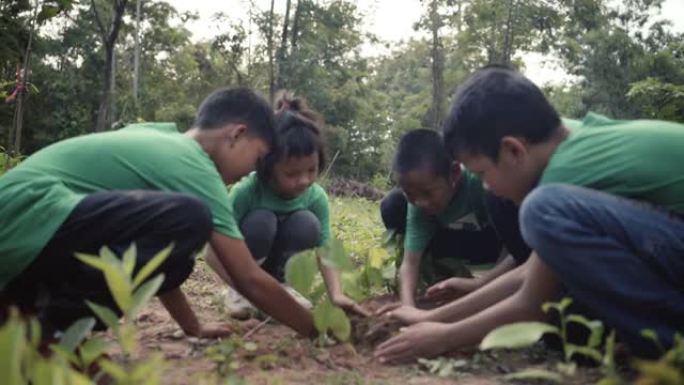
[122,243,137,278]
[86,301,120,330]
[284,251,318,298]
[313,299,351,342]
[566,314,604,348]
[133,243,173,288]
[0,312,27,385]
[320,238,353,271]
[480,322,559,350]
[78,336,108,367]
[129,274,165,318]
[503,368,563,383]
[58,317,95,352]
[78,249,133,312]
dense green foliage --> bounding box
[1,0,682,180]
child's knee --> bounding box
[281,210,321,250]
[380,188,407,231]
[519,184,575,251]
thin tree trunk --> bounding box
[291,0,302,50]
[93,0,128,132]
[275,0,292,90]
[429,0,444,129]
[11,0,39,155]
[133,0,142,108]
[501,0,516,65]
[268,0,276,102]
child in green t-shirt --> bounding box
[205,92,368,318]
[379,129,531,311]
[375,65,684,364]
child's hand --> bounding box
[374,322,451,364]
[424,277,481,302]
[383,305,429,325]
[332,294,371,317]
[188,322,234,339]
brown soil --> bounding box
[103,261,603,384]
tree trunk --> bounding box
[133,0,142,108]
[291,0,302,50]
[501,0,516,65]
[268,0,275,102]
[275,0,292,90]
[92,0,128,132]
[429,0,444,129]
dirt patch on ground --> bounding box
[102,262,603,384]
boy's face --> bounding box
[399,167,459,215]
[459,137,540,205]
[215,126,270,184]
[271,153,319,200]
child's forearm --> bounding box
[476,254,518,286]
[159,287,201,336]
[399,251,421,306]
[317,252,343,299]
[427,261,527,323]
[437,254,559,351]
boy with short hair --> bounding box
[0,87,317,339]
[375,66,684,363]
[379,129,528,310]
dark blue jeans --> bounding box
[240,209,321,282]
[520,184,684,356]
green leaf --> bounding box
[133,243,173,288]
[59,317,95,352]
[564,343,603,363]
[50,344,80,366]
[480,322,559,351]
[0,311,27,385]
[86,301,120,331]
[99,359,127,381]
[78,336,108,367]
[122,243,137,278]
[641,329,664,353]
[313,299,351,342]
[129,274,165,318]
[320,238,353,271]
[503,368,563,383]
[284,250,318,298]
[542,297,573,315]
[37,5,60,23]
[566,314,604,348]
[74,253,109,271]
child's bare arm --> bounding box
[398,250,422,306]
[210,232,316,338]
[317,253,370,317]
[375,253,560,363]
[159,287,232,338]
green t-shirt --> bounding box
[226,172,331,245]
[0,122,242,288]
[404,170,491,253]
[541,112,684,214]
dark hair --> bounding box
[195,87,276,147]
[442,66,561,160]
[393,129,452,178]
[257,91,327,180]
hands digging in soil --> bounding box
[373,321,451,364]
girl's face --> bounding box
[272,153,319,199]
[398,166,460,216]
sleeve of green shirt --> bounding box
[308,184,331,246]
[404,203,437,253]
